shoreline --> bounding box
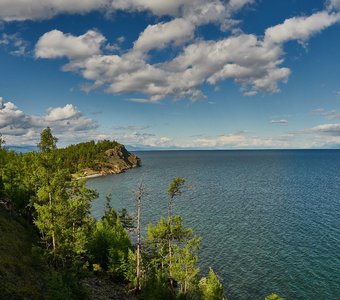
[83,173,106,179]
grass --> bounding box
[0,206,48,299]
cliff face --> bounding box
[83,144,140,177]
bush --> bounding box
[87,214,132,281]
[141,269,174,300]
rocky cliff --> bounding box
[82,144,141,177]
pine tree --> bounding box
[199,268,225,300]
[167,177,185,288]
[38,127,58,152]
[33,128,97,265]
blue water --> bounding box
[87,150,340,300]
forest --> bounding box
[0,129,282,300]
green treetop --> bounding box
[199,268,226,300]
[38,127,58,152]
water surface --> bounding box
[87,150,340,300]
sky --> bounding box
[1,0,340,149]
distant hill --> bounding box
[8,140,141,177]
[51,140,141,177]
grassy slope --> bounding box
[0,205,137,300]
[0,207,48,300]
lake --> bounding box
[87,150,340,300]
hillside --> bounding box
[52,140,141,177]
[0,202,138,300]
[0,204,48,299]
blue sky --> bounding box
[1,0,340,149]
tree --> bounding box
[167,177,185,288]
[38,127,58,152]
[33,155,97,265]
[147,215,200,294]
[199,268,225,300]
[146,177,201,296]
[144,177,203,295]
[167,177,185,220]
[87,205,132,279]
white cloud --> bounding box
[37,29,291,99]
[228,0,255,11]
[3,96,340,149]
[0,0,253,22]
[311,123,340,135]
[264,11,340,45]
[0,98,98,145]
[126,98,159,104]
[27,3,340,101]
[189,133,291,148]
[110,0,185,16]
[270,119,288,124]
[0,33,29,56]
[45,104,81,121]
[312,108,340,120]
[0,0,111,21]
[134,19,194,52]
[35,30,105,59]
[328,0,340,11]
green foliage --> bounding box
[87,208,132,280]
[33,161,97,264]
[141,269,173,300]
[168,177,185,199]
[198,268,225,300]
[38,127,58,152]
[46,271,72,300]
[0,207,48,299]
[46,269,89,300]
[171,236,200,294]
[265,293,283,300]
[146,215,201,294]
[1,134,234,300]
[119,207,135,231]
[53,139,121,173]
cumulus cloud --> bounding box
[35,30,105,59]
[0,98,98,145]
[0,0,253,22]
[310,123,340,136]
[0,0,110,21]
[4,96,338,149]
[0,1,320,101]
[133,19,195,52]
[264,11,340,45]
[45,104,81,121]
[36,28,292,98]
